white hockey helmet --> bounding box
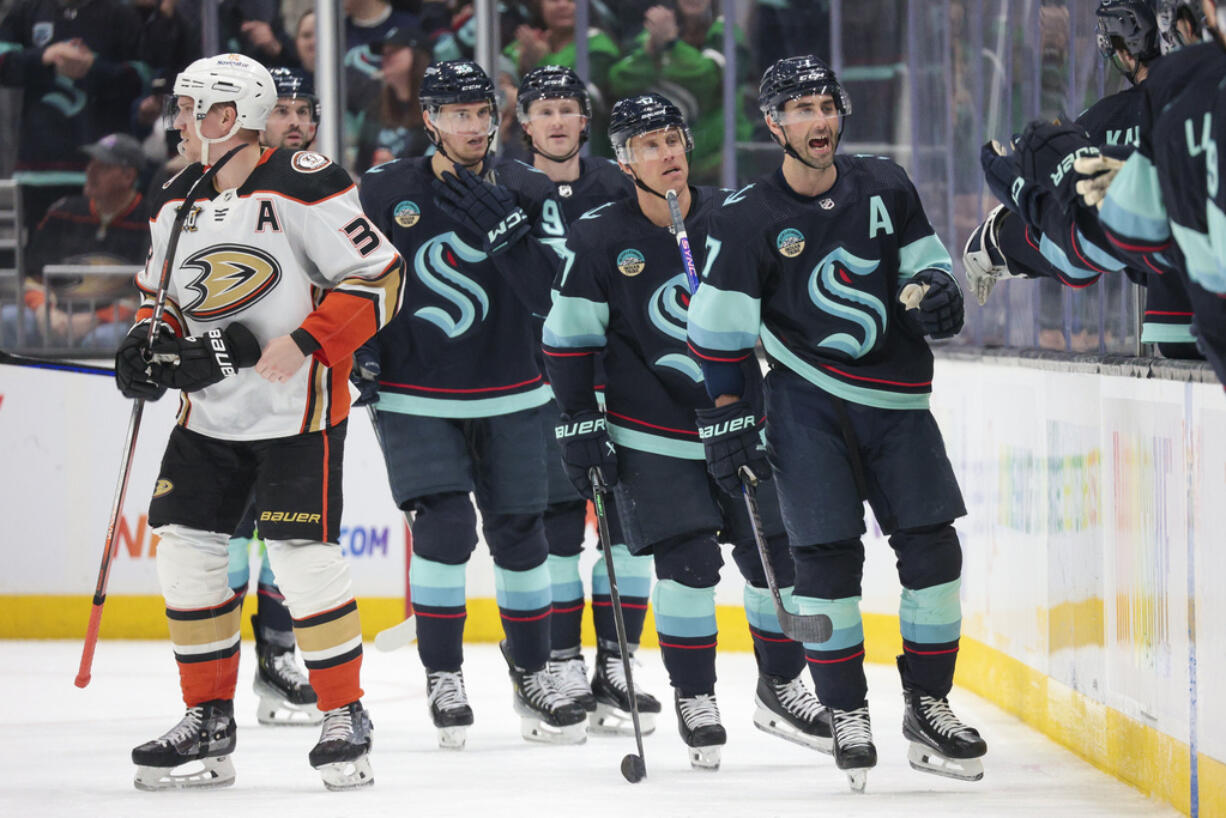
[172,54,276,162]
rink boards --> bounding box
[0,357,1223,815]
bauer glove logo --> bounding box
[698,414,756,440]
[556,416,607,439]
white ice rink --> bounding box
[1,640,1177,817]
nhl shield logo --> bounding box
[776,228,805,258]
[394,200,421,228]
[558,184,573,198]
[819,198,835,210]
[617,248,646,277]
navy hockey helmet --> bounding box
[420,59,498,113]
[758,55,852,121]
[517,65,592,122]
[268,66,319,122]
[1156,1,1209,49]
[608,93,693,164]
[1096,1,1163,70]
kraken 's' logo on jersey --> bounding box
[181,245,282,320]
[648,272,703,382]
[807,247,885,359]
[413,232,490,339]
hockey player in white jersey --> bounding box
[115,54,405,792]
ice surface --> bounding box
[0,641,1177,817]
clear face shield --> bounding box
[163,95,241,164]
[768,88,852,128]
[517,98,587,128]
[427,102,498,137]
[614,125,694,165]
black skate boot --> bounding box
[590,646,661,736]
[898,655,987,781]
[830,704,876,793]
[309,700,374,790]
[426,669,474,750]
[500,640,588,744]
[253,615,321,726]
[547,651,597,713]
[675,691,726,770]
[132,699,236,791]
[753,673,833,753]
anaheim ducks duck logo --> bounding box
[180,244,282,319]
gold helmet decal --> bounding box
[181,244,282,320]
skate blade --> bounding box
[257,695,324,726]
[907,743,984,781]
[688,746,721,770]
[846,768,868,793]
[134,756,235,791]
[316,755,374,791]
[437,726,467,750]
[752,703,833,754]
[519,716,588,745]
[591,702,657,736]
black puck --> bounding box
[620,754,646,783]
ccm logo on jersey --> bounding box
[260,511,323,524]
[556,417,606,439]
[181,245,282,320]
[698,415,756,439]
[488,210,526,245]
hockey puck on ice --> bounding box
[620,754,646,783]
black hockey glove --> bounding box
[1014,119,1100,213]
[351,344,381,407]
[556,409,618,499]
[900,270,964,340]
[114,321,171,401]
[980,140,1046,228]
[431,166,532,256]
[149,322,262,392]
[695,399,770,497]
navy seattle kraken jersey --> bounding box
[687,156,955,410]
[359,155,566,418]
[543,186,751,459]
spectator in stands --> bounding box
[0,0,148,235]
[608,0,751,184]
[223,0,297,66]
[2,133,150,351]
[296,8,316,76]
[132,0,199,79]
[344,0,422,91]
[352,25,432,173]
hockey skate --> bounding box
[675,692,726,770]
[426,669,474,750]
[309,700,374,790]
[590,647,660,736]
[500,640,588,744]
[899,657,987,781]
[752,673,832,753]
[132,699,236,791]
[548,652,597,712]
[253,616,321,726]
[830,705,876,793]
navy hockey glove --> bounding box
[900,270,964,339]
[980,140,1046,227]
[351,343,381,407]
[1014,119,1099,213]
[432,166,532,256]
[556,410,618,499]
[149,322,262,392]
[114,321,170,401]
[695,399,769,497]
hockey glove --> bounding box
[980,139,1046,228]
[556,409,618,499]
[149,322,262,392]
[114,321,171,401]
[962,204,1023,306]
[432,166,532,256]
[695,399,770,497]
[1073,150,1128,210]
[351,344,381,407]
[1014,119,1099,213]
[900,270,964,339]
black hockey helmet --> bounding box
[1156,1,1208,49]
[1096,1,1163,69]
[420,59,498,115]
[758,55,852,121]
[608,93,693,164]
[517,65,592,121]
[268,66,319,122]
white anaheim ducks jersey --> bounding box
[136,147,405,441]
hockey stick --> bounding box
[738,466,833,643]
[75,146,246,688]
[0,349,115,376]
[589,467,647,784]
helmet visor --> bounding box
[614,125,694,164]
[769,91,852,125]
[428,103,497,136]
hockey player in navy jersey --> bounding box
[686,57,987,791]
[966,0,1202,360]
[357,60,588,748]
[544,93,829,770]
[117,54,405,791]
[493,65,659,733]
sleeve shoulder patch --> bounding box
[291,151,333,173]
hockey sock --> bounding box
[410,555,468,672]
[494,562,552,672]
[743,583,804,679]
[226,534,252,597]
[794,593,867,711]
[265,540,364,711]
[592,544,651,651]
[652,579,717,695]
[899,578,961,698]
[547,553,584,656]
[254,541,295,641]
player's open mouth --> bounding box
[809,136,830,151]
[662,167,681,177]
